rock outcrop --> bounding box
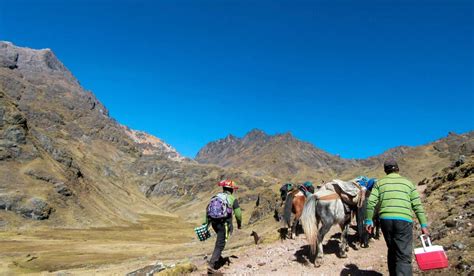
[420,156,474,275]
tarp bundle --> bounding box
[322,179,360,197]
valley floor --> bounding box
[0,214,201,275]
[1,217,434,275]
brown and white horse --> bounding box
[282,188,306,239]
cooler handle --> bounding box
[420,234,432,251]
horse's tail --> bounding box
[301,194,318,256]
[283,191,294,227]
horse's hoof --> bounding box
[340,252,348,258]
[314,259,323,267]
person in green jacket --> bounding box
[366,158,429,276]
[205,179,242,274]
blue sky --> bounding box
[1,0,473,158]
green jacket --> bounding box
[204,191,242,226]
[365,173,428,228]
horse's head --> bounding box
[279,183,293,201]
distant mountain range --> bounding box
[196,128,474,183]
[0,41,472,229]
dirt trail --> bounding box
[191,226,389,275]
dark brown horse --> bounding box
[280,184,310,239]
[356,192,381,248]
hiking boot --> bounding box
[207,266,223,275]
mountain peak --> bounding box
[224,134,239,141]
[247,128,266,135]
[0,41,78,85]
[277,131,294,139]
[243,129,269,142]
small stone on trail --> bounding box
[452,242,466,250]
[258,262,266,266]
[246,264,252,268]
[272,268,277,272]
[445,219,456,227]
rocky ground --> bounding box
[190,227,389,276]
[420,156,474,275]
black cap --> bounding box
[384,158,399,171]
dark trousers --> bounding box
[209,221,228,269]
[380,219,413,276]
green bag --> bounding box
[194,224,211,241]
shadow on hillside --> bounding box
[340,264,383,276]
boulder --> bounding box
[18,198,53,220]
[0,194,22,211]
[54,182,73,197]
[0,42,19,69]
[3,126,26,144]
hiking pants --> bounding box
[209,221,228,269]
[380,219,413,276]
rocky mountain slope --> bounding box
[0,41,271,229]
[420,156,473,275]
[196,129,357,182]
[196,129,474,184]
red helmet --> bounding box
[218,179,239,190]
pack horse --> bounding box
[279,182,314,239]
[300,178,372,267]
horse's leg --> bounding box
[292,198,304,239]
[358,199,369,248]
[339,221,350,258]
[314,222,332,267]
[375,217,381,239]
[291,217,297,239]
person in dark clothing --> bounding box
[366,159,429,276]
[204,180,242,274]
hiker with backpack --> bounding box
[204,179,242,274]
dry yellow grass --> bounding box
[0,214,199,274]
